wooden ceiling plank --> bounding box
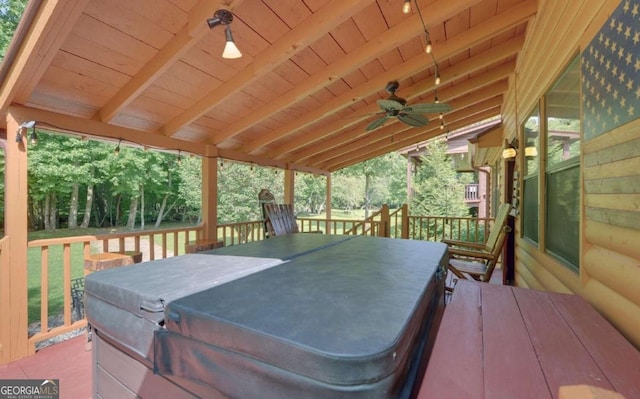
[161,0,373,137]
[243,0,535,154]
[0,0,91,114]
[95,0,247,123]
[276,39,521,161]
[213,0,483,145]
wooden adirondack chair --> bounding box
[443,203,512,289]
[263,203,300,236]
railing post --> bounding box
[380,205,390,237]
[401,204,409,239]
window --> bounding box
[522,106,540,243]
[544,56,581,270]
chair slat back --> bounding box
[264,203,299,236]
[483,203,511,252]
[481,225,512,281]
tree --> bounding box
[410,139,473,239]
[336,153,406,217]
[0,0,27,62]
[294,173,326,215]
[410,138,472,217]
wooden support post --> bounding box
[325,174,332,235]
[284,169,294,205]
[0,110,30,364]
[201,153,218,241]
[401,203,409,239]
[380,204,390,237]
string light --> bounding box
[402,0,411,14]
[114,139,121,155]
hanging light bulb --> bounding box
[434,95,439,103]
[207,9,242,59]
[440,120,445,130]
[114,139,121,156]
[424,32,432,54]
[222,26,242,59]
[29,123,38,145]
[402,0,411,14]
[177,150,182,166]
[435,73,441,86]
[439,112,443,120]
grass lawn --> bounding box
[27,223,198,325]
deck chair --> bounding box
[259,189,276,238]
[443,203,512,288]
[263,203,299,236]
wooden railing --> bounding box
[464,183,480,202]
[22,207,496,350]
[217,221,264,246]
[26,224,205,351]
[407,214,493,243]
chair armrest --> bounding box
[442,239,485,250]
[448,247,494,260]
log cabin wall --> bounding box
[502,0,640,348]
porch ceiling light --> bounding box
[15,120,37,145]
[502,139,516,159]
[207,9,242,59]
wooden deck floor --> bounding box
[0,270,504,398]
[0,335,92,399]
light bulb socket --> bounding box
[207,9,233,28]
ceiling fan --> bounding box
[365,81,452,131]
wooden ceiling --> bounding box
[0,0,537,173]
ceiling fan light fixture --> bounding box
[222,26,242,59]
[402,0,411,14]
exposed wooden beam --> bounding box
[324,106,501,171]
[210,0,483,144]
[308,88,506,167]
[94,0,247,123]
[243,0,536,154]
[0,0,91,115]
[277,44,520,162]
[160,0,373,137]
[9,105,204,155]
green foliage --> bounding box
[334,152,407,213]
[217,162,282,223]
[410,138,472,217]
[0,0,27,62]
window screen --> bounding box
[546,164,580,270]
[522,176,538,244]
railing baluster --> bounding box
[40,246,49,333]
[149,234,155,261]
[63,243,72,326]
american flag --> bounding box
[582,0,640,140]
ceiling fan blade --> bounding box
[404,103,452,114]
[377,99,405,111]
[366,116,388,131]
[398,113,429,127]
